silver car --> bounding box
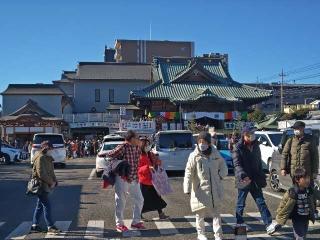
[153,130,195,171]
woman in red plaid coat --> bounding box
[138,136,169,220]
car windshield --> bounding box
[103,143,120,151]
[33,135,64,144]
[217,141,229,150]
[159,133,193,149]
[268,134,282,146]
[103,137,124,143]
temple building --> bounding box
[130,54,272,129]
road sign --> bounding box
[119,107,126,116]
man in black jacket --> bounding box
[233,126,273,234]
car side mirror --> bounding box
[262,141,268,146]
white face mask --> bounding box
[249,134,256,142]
[198,143,209,151]
[144,145,152,152]
[294,129,301,136]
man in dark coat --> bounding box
[232,126,273,234]
[281,120,319,179]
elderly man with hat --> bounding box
[232,126,273,234]
[281,120,319,179]
[30,140,60,235]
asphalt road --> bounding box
[1,158,320,240]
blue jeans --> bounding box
[32,192,54,227]
[235,183,272,226]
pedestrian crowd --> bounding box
[64,138,102,159]
[27,120,319,240]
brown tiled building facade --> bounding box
[114,39,194,64]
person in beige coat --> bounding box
[30,141,60,235]
[184,131,228,240]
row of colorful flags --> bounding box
[148,111,248,121]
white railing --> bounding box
[62,113,120,123]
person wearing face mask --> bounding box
[281,121,319,220]
[29,141,60,235]
[281,121,319,181]
[184,131,228,240]
[233,126,274,235]
[137,136,169,220]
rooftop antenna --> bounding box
[149,22,152,40]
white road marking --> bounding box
[153,219,179,235]
[246,212,264,224]
[184,215,211,231]
[45,221,72,238]
[263,191,282,199]
[122,219,141,237]
[88,168,96,180]
[5,221,32,240]
[220,213,237,227]
[84,220,104,239]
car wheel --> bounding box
[96,170,102,178]
[3,154,11,165]
[269,170,281,192]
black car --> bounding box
[269,128,320,193]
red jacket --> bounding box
[138,153,154,185]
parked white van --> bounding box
[255,131,282,171]
[31,133,66,168]
[153,130,195,171]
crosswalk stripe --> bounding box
[246,212,264,223]
[5,221,32,240]
[246,212,291,228]
[88,168,96,180]
[221,213,254,231]
[84,220,104,239]
[184,215,211,231]
[153,219,179,235]
[45,221,72,238]
[122,220,141,237]
[221,213,237,227]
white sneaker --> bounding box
[266,221,281,235]
[197,234,208,240]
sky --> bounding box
[0,0,320,96]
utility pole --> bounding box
[279,69,286,113]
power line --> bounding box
[284,72,320,83]
[259,61,320,83]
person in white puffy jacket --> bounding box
[184,131,228,240]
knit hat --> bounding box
[291,121,306,129]
[197,131,211,144]
[241,126,256,135]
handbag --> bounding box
[151,167,173,195]
[26,158,43,195]
[26,177,42,195]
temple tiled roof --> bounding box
[131,57,272,104]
